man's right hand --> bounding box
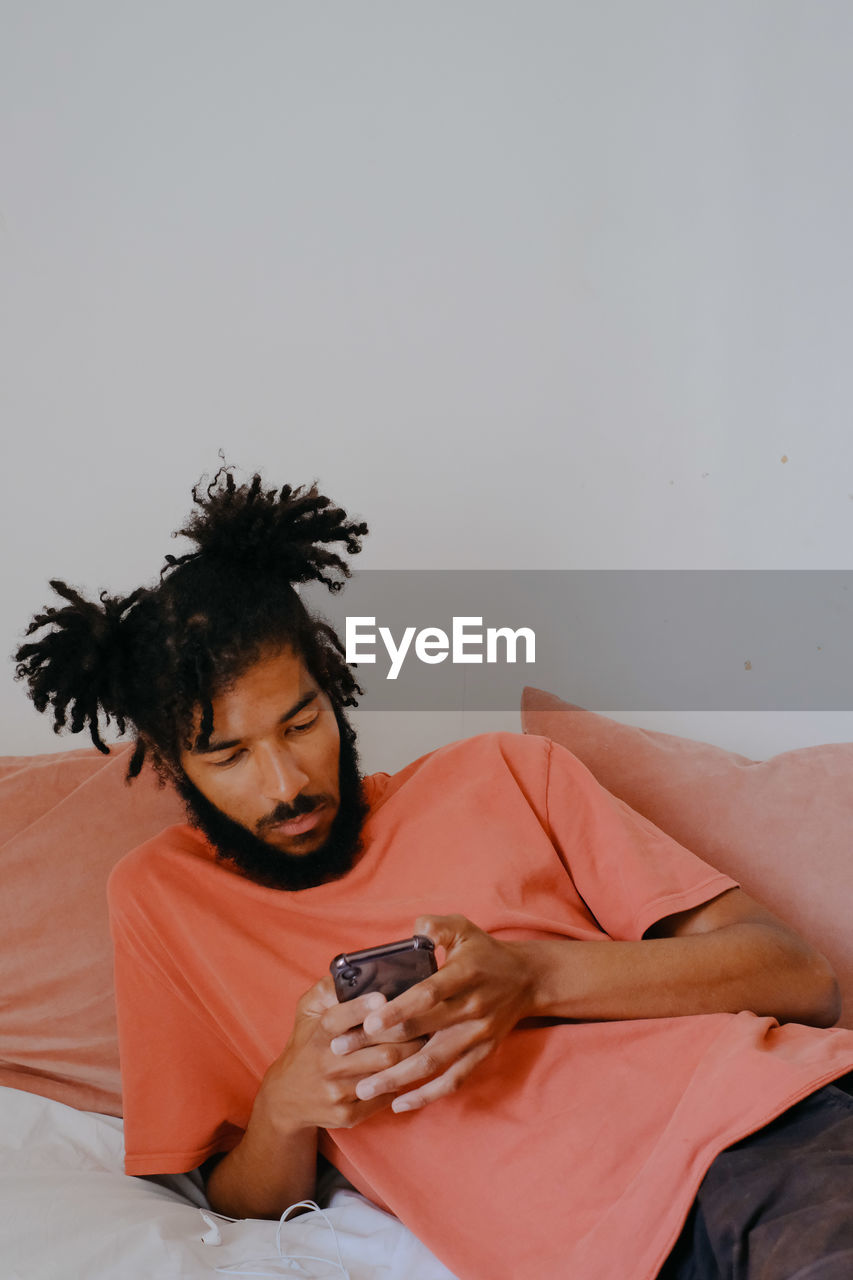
[205,976,426,1220]
[255,976,428,1135]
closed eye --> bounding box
[210,749,247,768]
[288,714,319,735]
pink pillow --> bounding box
[521,687,853,1030]
[0,745,183,1115]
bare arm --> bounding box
[204,1108,318,1221]
[343,890,839,1113]
[528,887,840,1025]
[203,979,424,1220]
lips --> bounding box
[267,804,326,837]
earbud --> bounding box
[200,1212,223,1246]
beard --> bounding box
[174,717,369,891]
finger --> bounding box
[390,1042,493,1113]
[329,1013,404,1056]
[329,1025,370,1056]
[297,975,341,1016]
[414,913,473,949]
[362,968,488,1040]
[331,979,469,1054]
[331,1035,428,1085]
[361,916,483,1039]
[354,1023,473,1100]
[302,975,390,1021]
[319,990,387,1039]
[329,1014,417,1056]
[361,968,469,1038]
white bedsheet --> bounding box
[0,1087,458,1280]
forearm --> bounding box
[205,1096,318,1220]
[205,978,426,1217]
[517,924,840,1027]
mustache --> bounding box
[256,793,329,834]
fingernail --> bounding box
[330,1037,348,1056]
[366,993,386,1010]
[363,1014,382,1035]
[392,1098,412,1113]
[356,1081,375,1100]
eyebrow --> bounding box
[192,691,320,755]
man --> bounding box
[16,469,853,1280]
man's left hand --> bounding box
[331,914,540,1113]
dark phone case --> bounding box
[331,935,437,1003]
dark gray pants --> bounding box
[658,1078,853,1280]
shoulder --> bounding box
[107,822,215,907]
[107,822,253,970]
[381,730,552,778]
[419,733,623,828]
[366,731,558,811]
[435,730,552,770]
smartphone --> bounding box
[331,935,437,1003]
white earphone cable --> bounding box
[201,1200,352,1279]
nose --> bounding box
[255,743,310,804]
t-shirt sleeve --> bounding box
[109,857,256,1176]
[541,739,738,940]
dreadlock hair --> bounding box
[14,468,369,782]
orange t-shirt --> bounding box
[108,733,853,1280]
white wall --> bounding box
[3,1,852,770]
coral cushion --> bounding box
[0,746,183,1115]
[521,687,853,1030]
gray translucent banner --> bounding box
[300,571,853,711]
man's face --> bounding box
[177,644,365,889]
